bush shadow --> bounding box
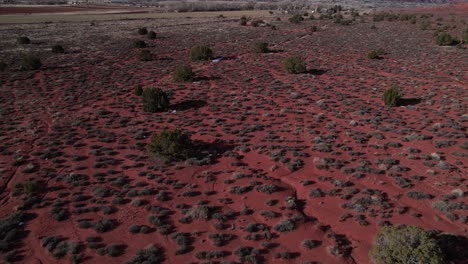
[171,99,207,111]
[399,98,421,106]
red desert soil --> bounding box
[0,4,466,264]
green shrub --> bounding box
[141,88,169,113]
[436,32,458,46]
[283,56,306,74]
[369,225,445,264]
[382,86,401,107]
[253,41,268,53]
[289,14,304,24]
[172,65,194,82]
[20,54,41,70]
[138,27,148,35]
[147,128,195,162]
[138,49,152,61]
[420,19,431,30]
[240,16,247,25]
[134,85,143,96]
[147,31,157,39]
[368,49,384,59]
[51,45,65,53]
[17,37,30,44]
[133,40,147,48]
[189,45,213,61]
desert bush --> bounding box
[147,31,157,39]
[0,212,25,252]
[133,40,147,48]
[240,15,247,25]
[94,219,117,233]
[134,85,143,96]
[289,14,304,24]
[274,219,295,232]
[17,37,30,44]
[20,54,41,70]
[382,86,401,107]
[125,244,164,264]
[129,225,142,234]
[0,61,6,71]
[51,44,65,54]
[189,45,213,61]
[172,65,194,82]
[369,225,445,264]
[106,244,125,257]
[147,128,194,162]
[251,19,263,27]
[253,41,268,53]
[435,32,458,46]
[420,19,431,30]
[138,50,152,61]
[141,88,169,113]
[368,49,384,59]
[283,56,306,74]
[137,27,148,35]
[462,28,468,43]
[302,239,320,249]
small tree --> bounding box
[133,40,147,49]
[147,128,195,162]
[20,54,41,70]
[253,41,268,53]
[141,88,170,113]
[382,86,401,107]
[17,37,30,44]
[189,45,213,61]
[172,65,194,82]
[138,50,152,61]
[369,225,445,264]
[283,56,306,74]
[147,31,157,39]
[289,14,304,24]
[138,27,148,35]
[51,45,65,54]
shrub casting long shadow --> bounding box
[398,98,421,106]
[171,99,207,111]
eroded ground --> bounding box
[0,7,466,264]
